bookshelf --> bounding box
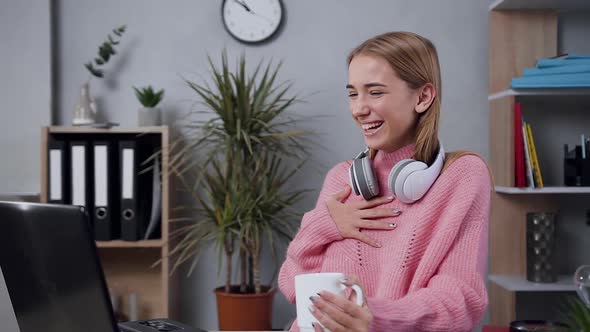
[488,87,590,101]
[488,275,576,292]
[495,186,590,194]
[488,1,590,325]
[40,126,177,321]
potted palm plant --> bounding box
[168,51,311,330]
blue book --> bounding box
[511,73,590,88]
[523,64,590,76]
[536,58,590,68]
[563,54,590,59]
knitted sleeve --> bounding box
[278,162,349,304]
[368,155,491,332]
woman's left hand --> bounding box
[310,275,373,332]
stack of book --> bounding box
[514,103,543,188]
[511,54,590,88]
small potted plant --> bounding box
[74,25,126,126]
[134,85,165,126]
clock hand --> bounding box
[252,12,274,25]
[233,0,252,12]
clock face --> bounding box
[222,0,283,43]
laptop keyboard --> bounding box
[119,319,184,332]
[138,320,182,331]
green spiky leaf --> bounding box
[134,85,165,108]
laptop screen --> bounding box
[0,202,118,332]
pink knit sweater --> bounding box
[278,144,491,332]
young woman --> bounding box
[278,31,491,332]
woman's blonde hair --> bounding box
[348,31,441,165]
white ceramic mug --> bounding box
[295,272,364,332]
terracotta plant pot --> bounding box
[214,285,275,331]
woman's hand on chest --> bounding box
[326,185,402,248]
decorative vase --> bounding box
[73,82,97,125]
[526,211,558,283]
[138,107,161,126]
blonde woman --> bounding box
[279,31,491,332]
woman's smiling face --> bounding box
[347,54,421,153]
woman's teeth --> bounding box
[362,122,384,135]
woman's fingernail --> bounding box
[387,195,395,200]
[309,306,316,313]
[340,277,349,283]
[312,322,317,328]
[376,242,382,248]
[310,295,319,302]
[388,223,397,228]
[392,209,401,214]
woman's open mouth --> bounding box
[361,121,384,136]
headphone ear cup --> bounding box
[403,145,445,202]
[361,157,379,198]
[388,159,415,196]
[389,160,428,203]
[349,163,360,196]
[351,157,378,200]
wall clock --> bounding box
[222,0,284,44]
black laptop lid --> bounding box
[0,201,118,332]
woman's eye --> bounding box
[370,91,383,96]
[348,92,358,97]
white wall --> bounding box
[53,0,490,330]
[0,1,51,331]
[0,0,51,194]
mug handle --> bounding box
[349,284,364,306]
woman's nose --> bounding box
[352,103,370,117]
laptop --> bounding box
[0,201,207,332]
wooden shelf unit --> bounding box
[488,2,590,325]
[495,186,590,194]
[488,0,590,326]
[40,126,175,321]
[488,274,575,292]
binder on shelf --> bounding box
[70,141,93,214]
[120,140,139,241]
[119,139,158,241]
[143,157,162,240]
[93,141,120,241]
[48,139,70,204]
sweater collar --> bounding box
[372,144,416,168]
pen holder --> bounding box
[564,155,590,186]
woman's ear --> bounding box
[415,83,436,114]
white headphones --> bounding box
[348,143,445,203]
